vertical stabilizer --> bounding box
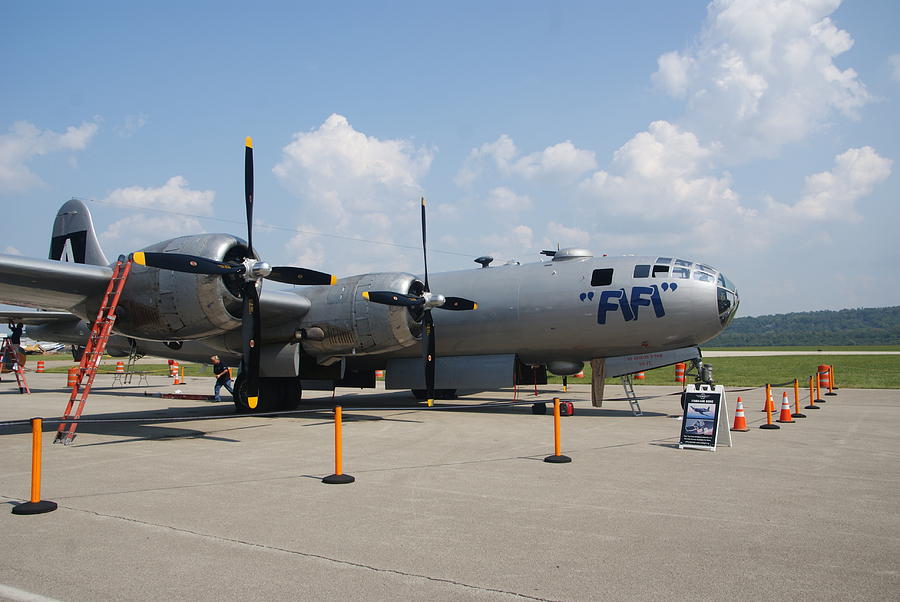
[49,199,109,266]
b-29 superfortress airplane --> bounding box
[0,139,739,413]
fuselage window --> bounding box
[672,267,690,279]
[591,268,614,286]
[633,264,650,278]
[652,265,670,277]
[655,257,672,264]
[674,259,692,267]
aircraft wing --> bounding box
[0,309,81,325]
[0,253,111,312]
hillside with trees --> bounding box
[706,306,900,346]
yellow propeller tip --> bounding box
[472,303,478,310]
[245,136,253,148]
[132,251,146,265]
[361,291,370,300]
[248,396,258,409]
[330,275,337,285]
[421,197,426,206]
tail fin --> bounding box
[49,199,109,266]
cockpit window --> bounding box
[591,268,613,286]
[674,259,692,267]
[693,271,714,282]
[672,267,690,279]
[633,264,650,278]
[697,263,716,273]
[652,265,669,277]
[655,257,672,264]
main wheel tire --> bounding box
[233,374,303,413]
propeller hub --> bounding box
[423,292,445,309]
[245,259,271,280]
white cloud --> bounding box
[0,120,99,193]
[890,54,900,83]
[769,146,892,220]
[480,224,534,261]
[513,141,597,179]
[3,246,21,255]
[653,0,870,159]
[455,135,596,186]
[580,120,744,219]
[274,113,434,231]
[101,176,215,245]
[455,134,517,187]
[486,186,532,212]
[115,114,148,138]
[544,222,591,248]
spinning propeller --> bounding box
[361,198,477,404]
[134,137,336,409]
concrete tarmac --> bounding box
[1,372,898,601]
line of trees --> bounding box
[706,306,900,346]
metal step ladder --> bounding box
[1,337,29,394]
[123,338,144,385]
[620,374,643,416]
[55,256,133,445]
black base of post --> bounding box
[544,454,572,463]
[804,405,820,410]
[815,398,826,403]
[759,424,780,430]
[825,392,837,396]
[12,500,57,515]
[322,474,355,484]
[791,412,807,418]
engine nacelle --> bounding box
[300,272,422,360]
[115,234,250,340]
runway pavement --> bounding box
[0,372,897,601]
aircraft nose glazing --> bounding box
[716,272,739,327]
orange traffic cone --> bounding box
[731,396,749,432]
[777,392,795,423]
[36,360,45,373]
[115,360,125,374]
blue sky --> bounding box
[2,0,898,317]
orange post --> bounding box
[824,364,836,396]
[805,375,820,410]
[544,398,572,463]
[323,406,354,484]
[792,379,806,418]
[762,383,774,413]
[815,370,826,404]
[760,385,779,429]
[12,418,57,514]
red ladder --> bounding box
[54,256,133,445]
[1,338,29,394]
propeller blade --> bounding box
[438,296,478,311]
[361,291,425,307]
[267,266,337,286]
[132,252,244,276]
[241,281,261,409]
[423,311,435,404]
[245,137,254,255]
[420,197,429,292]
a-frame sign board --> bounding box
[678,384,732,451]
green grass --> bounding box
[703,345,900,352]
[547,355,900,389]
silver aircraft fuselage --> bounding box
[371,252,739,364]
